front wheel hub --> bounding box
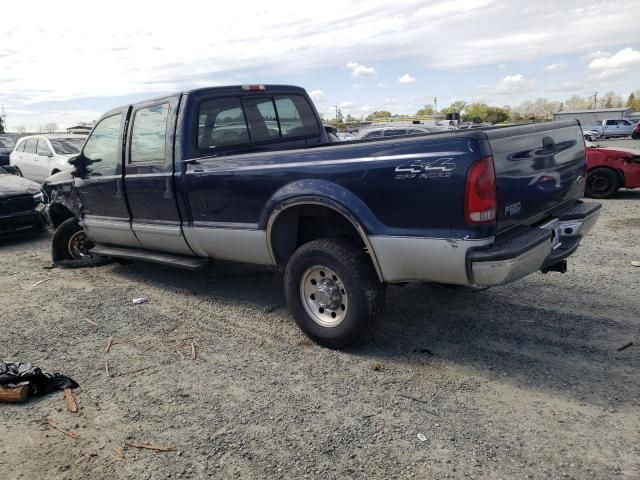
[300,265,348,327]
[67,230,93,260]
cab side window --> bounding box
[24,138,37,154]
[83,113,123,175]
[196,94,320,151]
[37,139,52,156]
[274,95,319,138]
[198,98,249,150]
[130,103,169,164]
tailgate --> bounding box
[485,120,586,233]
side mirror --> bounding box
[67,155,85,177]
[40,151,53,157]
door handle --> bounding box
[164,177,173,199]
[115,178,123,199]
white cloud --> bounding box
[544,62,567,71]
[589,68,627,82]
[309,90,327,103]
[480,74,536,95]
[582,50,611,61]
[345,61,377,77]
[398,73,416,83]
[1,0,639,127]
[588,47,640,70]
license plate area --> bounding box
[539,218,562,249]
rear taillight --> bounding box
[465,156,497,224]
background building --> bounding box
[553,107,636,125]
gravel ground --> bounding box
[0,191,639,479]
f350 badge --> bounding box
[394,157,456,180]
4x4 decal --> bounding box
[394,157,456,180]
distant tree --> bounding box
[563,95,591,111]
[44,122,58,133]
[601,91,623,109]
[16,125,26,133]
[365,110,392,121]
[415,104,434,116]
[345,114,358,123]
[440,101,467,116]
[0,116,4,134]
[626,91,640,111]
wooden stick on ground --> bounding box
[124,442,175,452]
[105,362,112,378]
[113,447,125,458]
[117,365,156,377]
[85,319,98,326]
[64,388,78,413]
[0,384,29,403]
[191,343,197,360]
[47,418,79,439]
[105,337,113,353]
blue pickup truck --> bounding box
[44,84,601,348]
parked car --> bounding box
[0,170,46,236]
[582,128,601,142]
[355,125,435,139]
[585,119,636,138]
[0,133,24,166]
[584,141,640,198]
[10,134,86,182]
[44,84,600,348]
[632,122,640,140]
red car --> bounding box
[585,142,640,198]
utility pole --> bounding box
[434,97,438,117]
[593,92,598,109]
[335,105,339,123]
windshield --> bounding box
[49,137,85,155]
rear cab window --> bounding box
[196,93,319,152]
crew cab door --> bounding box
[603,119,618,136]
[75,107,140,247]
[123,96,193,255]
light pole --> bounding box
[434,97,438,117]
[593,92,598,109]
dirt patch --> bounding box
[1,193,639,479]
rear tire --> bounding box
[632,132,640,140]
[284,238,385,349]
[585,168,620,199]
[51,217,111,268]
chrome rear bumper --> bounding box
[469,201,601,286]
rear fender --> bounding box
[261,180,384,280]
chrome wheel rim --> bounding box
[300,265,348,328]
[67,230,92,260]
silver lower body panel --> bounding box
[184,226,274,265]
[368,236,493,285]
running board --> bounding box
[90,245,211,270]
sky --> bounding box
[1,0,639,130]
